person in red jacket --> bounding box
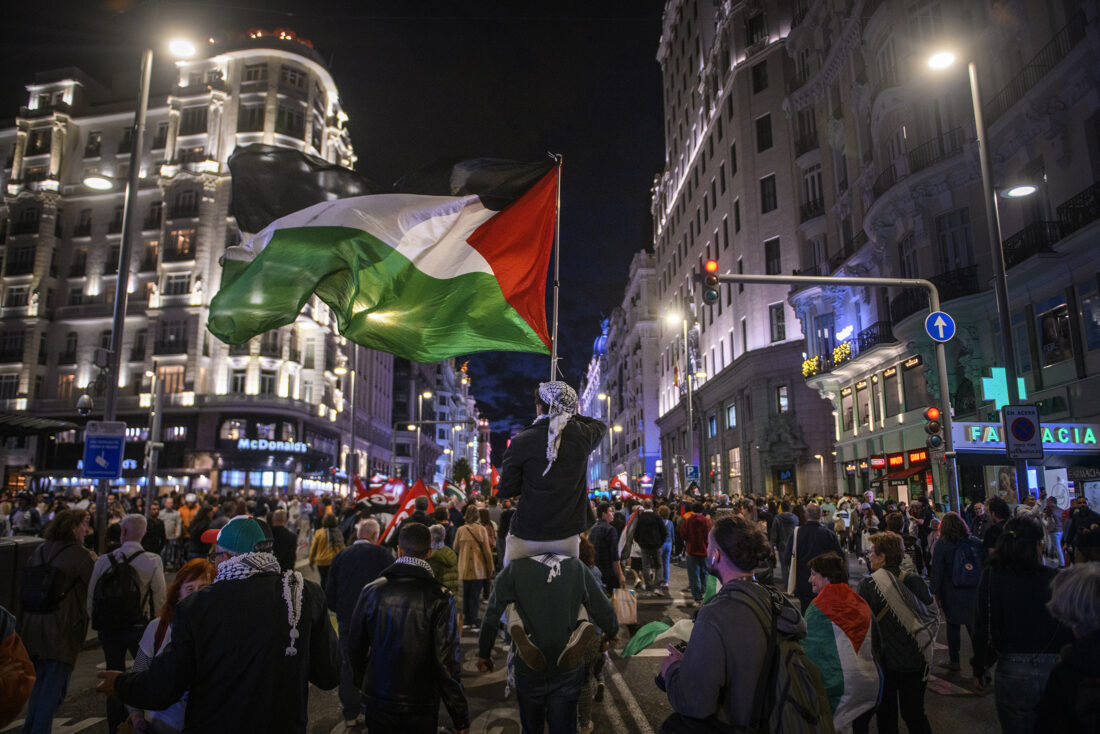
[680,503,712,604]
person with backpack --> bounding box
[857,531,937,734]
[658,515,833,733]
[972,516,1073,734]
[17,509,96,734]
[87,514,167,734]
[928,512,984,674]
[634,501,667,592]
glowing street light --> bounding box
[82,174,114,190]
[1001,184,1037,198]
[169,38,197,59]
[927,51,956,70]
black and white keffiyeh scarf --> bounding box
[538,381,577,475]
[214,551,304,657]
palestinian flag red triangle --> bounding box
[381,479,435,545]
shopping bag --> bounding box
[613,588,637,625]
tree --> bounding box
[452,457,472,487]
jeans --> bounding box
[993,652,1059,734]
[22,658,72,734]
[685,555,707,602]
[100,626,144,734]
[661,544,672,585]
[515,662,586,734]
[463,579,485,626]
[336,620,362,722]
[876,668,930,734]
[945,621,973,664]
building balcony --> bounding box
[802,322,897,380]
[795,130,819,157]
[872,165,898,199]
[153,339,188,355]
[889,264,981,324]
[228,342,251,357]
[1003,221,1062,268]
[162,248,194,262]
[1057,179,1100,236]
[984,15,1085,125]
[871,67,899,101]
[906,128,965,177]
[197,393,316,414]
[799,198,825,223]
[856,320,895,353]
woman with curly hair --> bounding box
[126,558,216,734]
[928,512,984,673]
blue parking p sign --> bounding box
[685,465,699,481]
[82,421,127,479]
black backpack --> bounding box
[21,544,79,613]
[952,537,983,588]
[91,550,153,631]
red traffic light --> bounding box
[704,259,719,273]
[923,406,941,421]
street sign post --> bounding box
[924,311,957,342]
[82,421,126,479]
[1002,405,1043,460]
[684,465,699,481]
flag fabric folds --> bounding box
[442,481,465,502]
[380,479,435,545]
[211,149,558,363]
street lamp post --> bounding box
[143,369,164,519]
[416,391,432,482]
[813,453,825,494]
[929,51,1031,500]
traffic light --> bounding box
[924,406,944,450]
[702,259,720,305]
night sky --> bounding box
[1,0,667,462]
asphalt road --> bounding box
[4,546,1003,733]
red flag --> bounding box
[609,473,629,494]
[490,465,500,496]
[381,479,435,545]
[357,476,405,512]
[353,473,369,500]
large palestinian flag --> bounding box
[209,147,557,363]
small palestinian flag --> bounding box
[442,480,466,502]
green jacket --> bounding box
[478,556,617,677]
[427,546,460,597]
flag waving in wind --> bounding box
[381,479,435,545]
[210,147,558,363]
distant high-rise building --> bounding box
[652,0,834,496]
[0,30,394,496]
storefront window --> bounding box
[883,367,901,416]
[282,422,297,442]
[1079,280,1100,351]
[256,422,275,440]
[1036,296,1073,367]
[219,419,246,440]
[841,388,854,431]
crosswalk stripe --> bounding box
[607,659,657,734]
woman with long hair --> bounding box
[185,505,213,560]
[126,558,216,734]
[972,516,1072,734]
[455,504,494,629]
[928,512,983,673]
[308,512,344,590]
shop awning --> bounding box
[0,412,77,436]
[869,466,926,486]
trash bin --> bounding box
[0,535,45,621]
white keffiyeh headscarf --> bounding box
[538,381,577,475]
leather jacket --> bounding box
[347,560,468,729]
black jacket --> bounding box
[499,414,606,541]
[634,511,668,549]
[784,520,842,612]
[347,560,468,729]
[1034,629,1100,734]
[325,541,394,623]
[115,569,339,734]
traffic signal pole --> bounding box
[703,270,960,511]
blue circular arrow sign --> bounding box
[924,311,956,343]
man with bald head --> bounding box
[87,513,167,732]
[783,502,842,612]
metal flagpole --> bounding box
[549,153,562,380]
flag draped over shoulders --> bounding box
[801,582,881,730]
[210,146,557,363]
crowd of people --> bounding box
[2,383,1100,733]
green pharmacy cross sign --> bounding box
[981,367,1027,410]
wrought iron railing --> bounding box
[1057,179,1100,236]
[1003,221,1062,268]
[984,15,1085,125]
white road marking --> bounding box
[627,648,671,657]
[607,659,657,734]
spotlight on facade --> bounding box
[169,38,197,58]
[82,175,114,190]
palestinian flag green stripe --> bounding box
[209,226,547,362]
